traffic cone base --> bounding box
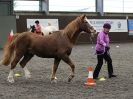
[84,82,96,86]
[84,78,96,86]
[84,67,96,86]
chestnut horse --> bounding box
[0,14,96,83]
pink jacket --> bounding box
[95,31,110,52]
[35,24,41,33]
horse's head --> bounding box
[79,14,97,37]
[30,25,36,33]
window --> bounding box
[104,0,133,13]
[14,0,39,11]
[49,0,95,12]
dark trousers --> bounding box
[93,51,113,78]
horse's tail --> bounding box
[0,33,20,66]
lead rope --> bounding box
[89,35,94,49]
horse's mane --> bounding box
[63,16,82,39]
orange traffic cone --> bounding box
[84,67,96,86]
[8,29,14,43]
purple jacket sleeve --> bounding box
[98,32,106,47]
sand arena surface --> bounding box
[0,43,133,99]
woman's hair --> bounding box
[35,20,39,24]
[103,23,111,29]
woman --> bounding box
[93,23,117,79]
[35,20,43,35]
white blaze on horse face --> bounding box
[85,18,97,34]
[85,17,92,26]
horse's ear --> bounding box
[80,14,86,20]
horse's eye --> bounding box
[90,26,94,29]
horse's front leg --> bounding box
[61,55,75,82]
[51,58,61,83]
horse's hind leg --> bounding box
[51,58,61,83]
[19,53,34,79]
[61,55,75,82]
[8,51,24,83]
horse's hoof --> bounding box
[51,77,57,83]
[25,74,31,79]
[68,75,74,82]
[7,77,15,83]
[68,77,72,82]
[0,60,3,66]
[51,79,57,83]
